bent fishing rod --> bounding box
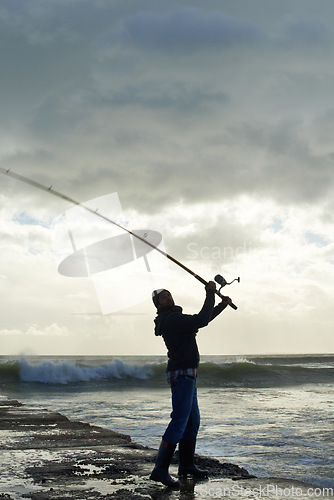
[0,167,239,309]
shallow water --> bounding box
[1,354,333,488]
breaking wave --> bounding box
[1,355,333,389]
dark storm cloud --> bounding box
[1,0,334,213]
[89,83,230,112]
[282,18,331,47]
[110,8,264,51]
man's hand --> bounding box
[205,281,216,292]
[220,295,232,306]
[205,282,234,308]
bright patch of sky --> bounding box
[305,232,330,247]
[12,211,51,228]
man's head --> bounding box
[152,289,175,310]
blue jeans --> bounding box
[162,375,200,445]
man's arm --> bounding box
[163,282,218,332]
[205,280,233,321]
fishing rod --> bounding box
[0,167,239,309]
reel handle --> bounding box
[193,274,238,310]
[214,274,239,309]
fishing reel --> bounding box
[214,274,240,295]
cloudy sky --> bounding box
[1,0,334,356]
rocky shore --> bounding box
[0,397,327,499]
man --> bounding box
[150,282,232,487]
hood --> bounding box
[154,305,182,336]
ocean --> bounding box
[0,354,333,489]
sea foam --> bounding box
[18,358,154,385]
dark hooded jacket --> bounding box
[154,290,228,372]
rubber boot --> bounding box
[178,438,208,478]
[150,440,180,488]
